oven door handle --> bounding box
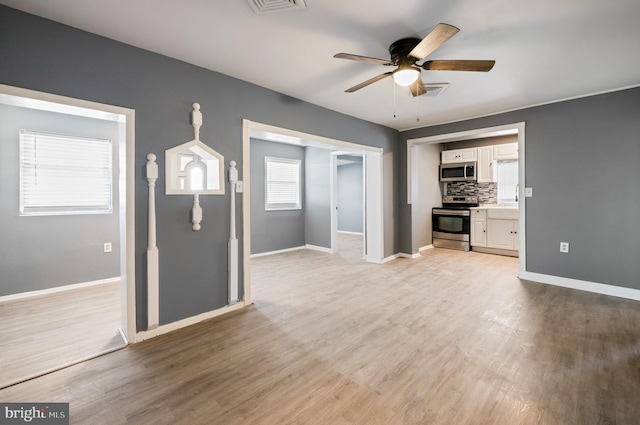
[433,209,470,216]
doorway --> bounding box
[242,119,384,304]
[331,152,365,259]
[407,122,526,274]
[0,84,135,387]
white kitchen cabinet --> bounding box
[493,143,518,160]
[477,146,494,183]
[441,147,477,164]
[487,219,519,250]
[470,208,487,247]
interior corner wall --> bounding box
[0,5,400,330]
[250,138,305,254]
[400,87,640,290]
[410,143,442,253]
[304,147,332,248]
[0,104,120,297]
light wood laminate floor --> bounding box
[0,281,125,388]
[1,235,639,424]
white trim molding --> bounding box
[305,244,334,254]
[419,245,434,252]
[0,277,120,304]
[250,246,306,258]
[519,271,640,302]
[135,301,247,342]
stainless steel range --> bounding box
[432,195,478,251]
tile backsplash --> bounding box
[446,182,497,204]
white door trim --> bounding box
[0,84,137,342]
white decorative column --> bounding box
[228,160,239,305]
[146,153,160,330]
[192,194,202,231]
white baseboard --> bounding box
[305,244,333,254]
[135,301,247,343]
[337,230,364,236]
[0,277,120,304]
[381,247,433,263]
[519,271,640,302]
[379,253,412,263]
[250,246,306,258]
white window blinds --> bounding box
[265,156,301,210]
[20,130,113,215]
[496,160,519,205]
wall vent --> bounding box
[246,0,307,14]
[423,83,450,97]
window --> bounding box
[496,160,519,205]
[265,156,301,210]
[20,130,113,215]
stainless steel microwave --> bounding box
[440,161,477,182]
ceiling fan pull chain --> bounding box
[393,79,397,118]
[416,80,421,122]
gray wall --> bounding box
[400,87,640,290]
[304,147,332,248]
[0,104,120,296]
[0,6,399,329]
[337,162,363,233]
[250,139,305,254]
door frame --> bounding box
[242,119,384,304]
[406,122,526,275]
[330,151,366,257]
[0,84,136,341]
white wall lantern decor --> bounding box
[165,103,225,230]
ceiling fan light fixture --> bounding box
[392,66,420,86]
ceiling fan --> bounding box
[334,23,495,97]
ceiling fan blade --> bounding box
[408,23,460,61]
[422,60,496,72]
[409,75,427,97]
[345,72,393,93]
[334,53,392,66]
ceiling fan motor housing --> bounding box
[389,37,422,65]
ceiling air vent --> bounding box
[423,83,450,97]
[246,0,307,14]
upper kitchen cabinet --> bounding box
[493,143,518,160]
[477,146,494,183]
[441,147,477,164]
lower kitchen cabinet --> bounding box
[470,207,518,256]
[487,219,519,250]
[470,209,487,246]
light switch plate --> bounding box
[235,181,244,193]
[525,187,533,197]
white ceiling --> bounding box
[3,0,640,131]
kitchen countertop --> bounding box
[474,204,519,209]
[473,204,519,219]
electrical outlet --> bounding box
[235,181,244,193]
[560,242,569,253]
[104,242,112,253]
[525,187,533,197]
